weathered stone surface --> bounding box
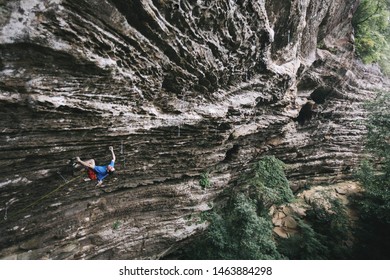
[282,216,298,229]
[273,227,289,239]
[271,181,362,242]
[335,186,348,195]
[0,0,388,259]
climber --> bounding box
[76,146,116,187]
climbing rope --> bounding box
[287,30,291,44]
[177,89,187,137]
[3,198,17,221]
[3,173,84,223]
[57,171,67,183]
[4,204,8,221]
[120,140,126,169]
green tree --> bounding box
[277,194,352,260]
[277,220,329,260]
[364,91,390,158]
[180,194,281,260]
[245,156,294,211]
[304,195,352,259]
[353,0,390,75]
[354,91,390,259]
[177,156,292,260]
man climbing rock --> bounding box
[76,146,116,187]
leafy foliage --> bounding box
[277,194,352,260]
[353,0,390,75]
[225,194,281,259]
[305,195,352,259]
[245,156,294,211]
[364,92,390,158]
[199,172,211,188]
[353,91,390,259]
[178,156,292,260]
[356,92,390,223]
[181,194,281,260]
[277,219,328,260]
[112,220,121,230]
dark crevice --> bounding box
[223,144,240,162]
[297,76,318,91]
[311,87,332,104]
[0,43,109,76]
[295,102,317,125]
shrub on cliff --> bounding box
[244,156,294,212]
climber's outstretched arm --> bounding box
[109,146,116,162]
[76,157,95,169]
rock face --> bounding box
[0,0,387,259]
[271,181,361,239]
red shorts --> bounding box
[87,168,97,180]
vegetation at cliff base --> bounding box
[186,194,282,260]
[353,91,390,259]
[177,156,292,260]
[353,0,390,75]
[277,195,352,260]
[173,157,353,260]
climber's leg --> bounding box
[84,159,95,168]
[76,157,95,169]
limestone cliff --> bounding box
[0,0,387,259]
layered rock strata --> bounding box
[0,0,387,259]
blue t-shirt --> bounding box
[93,160,115,181]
